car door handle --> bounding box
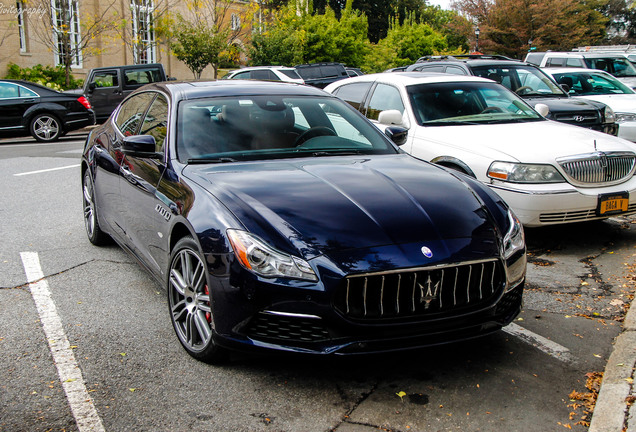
[22,98,36,103]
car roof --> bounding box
[145,79,329,99]
[331,72,494,87]
[0,79,61,94]
[542,67,613,74]
[229,66,296,72]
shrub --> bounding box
[4,63,83,90]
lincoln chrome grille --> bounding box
[557,152,636,186]
[335,259,505,320]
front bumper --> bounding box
[489,177,636,227]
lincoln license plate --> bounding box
[597,192,629,215]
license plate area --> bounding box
[597,192,629,216]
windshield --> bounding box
[407,81,543,126]
[583,57,636,77]
[552,71,635,96]
[471,65,566,97]
[177,95,397,163]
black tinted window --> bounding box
[333,82,372,110]
[115,92,155,136]
[140,95,168,151]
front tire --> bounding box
[30,113,62,142]
[168,236,228,363]
[82,170,109,245]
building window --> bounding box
[51,0,82,67]
[17,1,27,53]
[131,0,156,64]
[231,13,241,31]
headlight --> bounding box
[487,162,565,183]
[227,229,318,281]
[503,210,525,260]
[616,112,636,123]
[503,210,526,290]
[604,106,616,123]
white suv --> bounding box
[325,73,636,227]
[222,66,304,84]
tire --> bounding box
[82,170,109,245]
[30,113,62,142]
[168,236,228,363]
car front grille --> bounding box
[558,152,636,186]
[553,111,599,126]
[334,259,505,321]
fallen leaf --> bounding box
[396,391,406,401]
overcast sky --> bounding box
[428,0,452,10]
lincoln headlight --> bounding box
[227,229,318,281]
[488,162,565,183]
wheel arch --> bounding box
[430,156,477,178]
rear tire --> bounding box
[30,113,62,142]
[168,236,229,363]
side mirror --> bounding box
[121,135,162,158]
[378,109,404,126]
[385,126,408,146]
[559,83,570,93]
[87,82,96,93]
[534,103,550,117]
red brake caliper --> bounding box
[204,285,211,323]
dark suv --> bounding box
[404,55,618,135]
[294,63,349,88]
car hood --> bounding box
[523,95,605,113]
[573,94,636,113]
[415,120,635,164]
[184,154,501,262]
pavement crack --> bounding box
[579,254,613,294]
[329,382,379,432]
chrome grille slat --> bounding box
[558,152,636,186]
[336,259,504,320]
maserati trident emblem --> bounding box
[421,246,433,258]
[419,275,441,309]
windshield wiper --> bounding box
[312,150,364,157]
[187,157,237,164]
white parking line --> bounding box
[504,322,575,363]
[20,252,105,432]
[14,164,80,177]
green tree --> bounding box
[362,15,449,72]
[171,17,227,78]
[249,1,368,67]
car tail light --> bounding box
[77,96,92,110]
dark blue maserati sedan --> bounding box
[81,80,526,362]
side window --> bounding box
[232,71,251,79]
[332,82,372,111]
[19,86,38,97]
[251,69,275,80]
[445,66,468,75]
[140,95,169,151]
[123,67,162,88]
[546,57,565,67]
[416,65,445,73]
[365,84,405,121]
[91,70,118,88]
[566,58,583,67]
[115,93,155,137]
[0,82,19,98]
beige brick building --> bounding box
[0,0,257,81]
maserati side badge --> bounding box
[421,246,433,258]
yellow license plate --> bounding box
[597,193,629,215]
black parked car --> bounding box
[405,55,618,135]
[0,79,94,142]
[294,63,349,88]
[81,80,526,362]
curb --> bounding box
[589,300,636,431]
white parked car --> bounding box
[325,73,636,227]
[544,68,636,143]
[221,66,304,84]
